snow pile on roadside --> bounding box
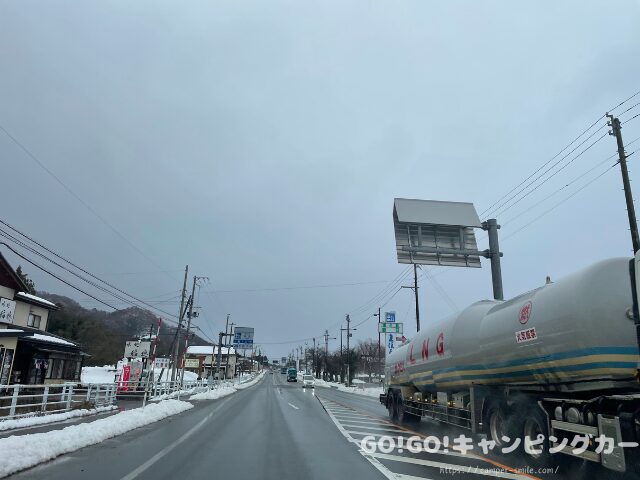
[234,371,265,390]
[190,371,265,400]
[0,400,193,478]
[0,405,116,432]
[315,379,383,398]
[189,385,237,401]
[81,366,117,385]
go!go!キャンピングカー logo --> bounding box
[519,301,532,324]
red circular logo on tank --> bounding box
[519,301,532,324]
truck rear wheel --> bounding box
[486,403,510,449]
[396,394,419,424]
[387,391,397,421]
[522,406,551,467]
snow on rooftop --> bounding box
[31,333,76,347]
[186,345,236,355]
[16,292,57,308]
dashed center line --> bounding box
[287,402,300,410]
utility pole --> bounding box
[216,331,224,380]
[226,319,235,379]
[180,275,198,386]
[402,266,420,332]
[374,307,381,379]
[312,338,316,378]
[608,114,640,253]
[345,314,351,387]
[414,264,420,332]
[339,325,343,383]
[171,265,189,382]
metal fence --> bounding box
[0,383,117,420]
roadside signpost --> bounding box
[385,311,396,354]
[233,327,254,374]
[378,322,403,334]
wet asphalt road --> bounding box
[10,373,639,480]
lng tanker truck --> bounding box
[380,255,640,473]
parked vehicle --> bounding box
[302,374,315,388]
[380,256,640,474]
[287,367,297,382]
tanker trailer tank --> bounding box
[381,256,640,473]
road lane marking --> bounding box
[119,396,235,480]
[317,396,542,480]
[340,423,406,432]
[287,402,300,410]
[371,453,530,480]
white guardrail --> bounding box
[0,383,117,420]
[0,373,261,421]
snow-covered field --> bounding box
[0,400,193,478]
[315,378,383,398]
[0,406,116,432]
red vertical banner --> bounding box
[118,364,131,392]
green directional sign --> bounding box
[378,322,403,334]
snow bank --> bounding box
[189,385,237,401]
[0,400,193,478]
[81,366,118,385]
[315,379,383,398]
[189,371,265,400]
[0,406,116,432]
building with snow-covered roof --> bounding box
[0,252,85,385]
[185,345,238,379]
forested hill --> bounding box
[39,293,210,366]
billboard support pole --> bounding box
[483,219,504,301]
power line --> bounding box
[486,125,608,218]
[0,124,179,286]
[209,279,392,293]
[491,131,608,218]
[480,90,640,217]
[0,242,117,310]
[501,162,619,242]
[0,219,180,321]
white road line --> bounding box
[333,417,391,426]
[340,424,406,432]
[319,399,399,480]
[287,402,300,410]
[370,453,530,480]
[395,475,435,480]
[330,413,374,419]
[119,396,234,480]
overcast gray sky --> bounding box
[1,1,639,359]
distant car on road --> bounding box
[302,374,315,388]
[280,367,287,374]
[286,367,297,382]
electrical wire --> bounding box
[501,162,619,242]
[0,227,180,322]
[486,126,608,218]
[0,219,180,321]
[481,90,640,218]
[0,242,117,310]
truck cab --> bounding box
[286,367,297,382]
